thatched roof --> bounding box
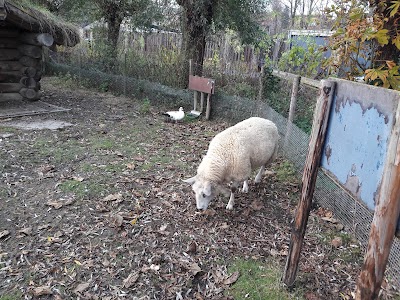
[0,0,80,47]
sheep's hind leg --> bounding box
[254,166,265,183]
[242,180,249,193]
[226,183,238,210]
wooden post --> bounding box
[356,102,400,299]
[284,75,301,149]
[257,65,264,114]
[283,80,336,287]
[78,50,82,81]
[123,51,127,96]
[206,93,211,120]
[189,59,198,111]
[200,92,205,113]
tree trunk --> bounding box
[178,0,213,88]
[104,4,124,72]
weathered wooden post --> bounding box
[189,59,198,111]
[284,75,301,149]
[283,80,336,286]
[356,103,400,299]
[256,65,265,115]
[123,51,127,96]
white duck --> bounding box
[163,107,185,122]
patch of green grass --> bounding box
[226,259,304,300]
[58,179,112,199]
[275,160,299,183]
[104,162,125,173]
[58,179,86,196]
[319,231,363,263]
[32,138,86,164]
[89,137,115,150]
[0,294,22,300]
[0,126,18,133]
[140,97,151,114]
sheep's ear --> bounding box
[204,181,212,196]
[183,176,196,185]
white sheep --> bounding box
[184,117,279,210]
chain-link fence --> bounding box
[45,47,400,286]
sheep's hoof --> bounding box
[254,177,262,183]
[242,186,248,193]
[226,204,234,210]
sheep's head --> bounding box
[183,176,214,210]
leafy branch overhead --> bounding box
[326,0,400,90]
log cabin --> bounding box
[0,0,80,102]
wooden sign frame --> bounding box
[282,79,400,299]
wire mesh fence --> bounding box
[45,48,400,286]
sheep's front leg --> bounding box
[255,166,265,183]
[226,182,239,210]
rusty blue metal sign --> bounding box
[320,79,400,234]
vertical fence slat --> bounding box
[284,75,301,149]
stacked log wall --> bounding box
[0,27,52,102]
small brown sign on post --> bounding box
[188,74,215,120]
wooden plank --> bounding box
[301,77,320,88]
[0,92,23,102]
[0,37,18,48]
[272,69,298,81]
[0,82,22,92]
[188,75,215,94]
[356,101,400,299]
[0,71,21,83]
[0,28,19,38]
[272,69,320,88]
[0,61,23,71]
[18,44,42,59]
[283,80,336,287]
[0,49,21,61]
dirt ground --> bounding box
[0,78,398,299]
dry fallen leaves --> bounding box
[102,193,123,203]
[46,198,74,209]
[73,282,90,294]
[188,262,202,275]
[223,271,240,285]
[331,236,343,248]
[31,286,52,296]
[0,230,10,239]
[108,213,124,228]
[123,272,140,288]
[18,227,33,235]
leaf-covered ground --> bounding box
[0,78,398,299]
